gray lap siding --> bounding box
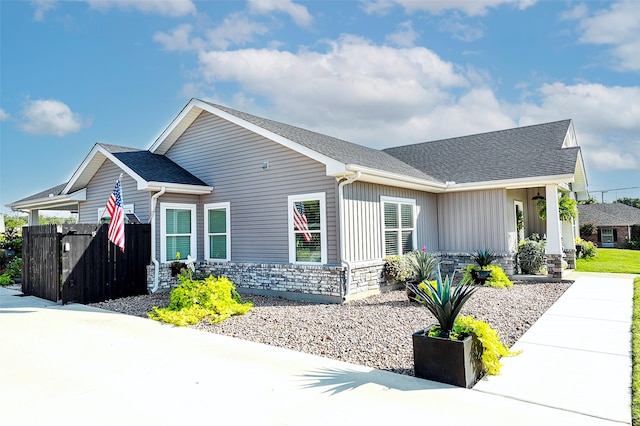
[162,111,339,264]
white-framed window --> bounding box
[381,196,416,256]
[601,228,614,243]
[160,203,197,263]
[204,202,230,261]
[98,204,135,224]
[288,192,327,264]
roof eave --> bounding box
[144,181,213,195]
[343,165,447,192]
[7,189,86,211]
[444,174,577,192]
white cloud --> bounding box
[569,0,640,71]
[0,108,10,121]
[368,0,536,16]
[248,0,313,27]
[86,0,196,17]
[19,99,88,136]
[206,13,270,50]
[31,0,57,21]
[386,20,419,47]
[154,24,204,52]
[516,82,640,171]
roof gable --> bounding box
[63,143,211,195]
[150,99,444,189]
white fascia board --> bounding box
[344,165,447,192]
[444,174,576,192]
[151,99,347,173]
[144,181,213,195]
[62,145,147,194]
[149,99,203,154]
[7,189,86,211]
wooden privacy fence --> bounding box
[22,223,151,304]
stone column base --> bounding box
[546,253,563,281]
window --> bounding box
[205,203,230,261]
[98,204,135,224]
[161,203,196,263]
[381,196,416,256]
[288,193,326,264]
[601,228,614,243]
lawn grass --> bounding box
[576,248,640,274]
[633,277,640,426]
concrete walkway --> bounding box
[0,272,634,426]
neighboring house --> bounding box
[8,99,589,302]
[578,203,640,248]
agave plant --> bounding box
[406,247,438,283]
[472,249,496,268]
[407,268,476,339]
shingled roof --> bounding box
[100,144,207,186]
[578,203,640,226]
[202,101,441,183]
[383,120,580,184]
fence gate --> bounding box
[22,224,150,304]
[22,224,61,302]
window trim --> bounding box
[380,196,417,257]
[287,192,327,264]
[204,202,231,262]
[601,228,614,243]
[160,202,197,263]
[97,204,135,222]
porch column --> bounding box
[545,184,563,280]
[28,209,39,226]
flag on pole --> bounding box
[293,201,312,242]
[105,179,125,252]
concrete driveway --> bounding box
[0,272,633,426]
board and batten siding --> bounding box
[437,189,509,253]
[342,181,439,262]
[163,111,339,264]
[79,160,150,224]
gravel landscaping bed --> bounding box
[90,280,572,376]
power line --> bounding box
[589,186,640,203]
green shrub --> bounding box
[472,249,496,267]
[6,257,22,278]
[148,275,253,326]
[580,222,596,239]
[454,315,519,376]
[462,264,513,288]
[575,237,597,258]
[518,239,546,274]
[0,273,14,286]
[383,255,413,283]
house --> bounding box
[578,203,640,248]
[8,99,589,302]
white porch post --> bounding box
[544,184,563,280]
[28,209,39,226]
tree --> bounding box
[579,197,597,205]
[3,215,27,230]
[616,198,640,209]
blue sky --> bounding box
[1,0,639,216]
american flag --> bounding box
[105,179,125,252]
[293,201,312,242]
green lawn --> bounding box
[576,248,640,274]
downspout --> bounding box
[149,187,166,293]
[338,171,361,301]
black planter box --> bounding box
[413,326,483,388]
